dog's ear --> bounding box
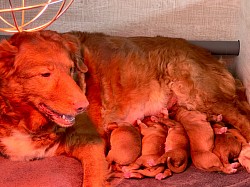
[61,33,88,91]
[61,33,88,73]
[0,39,18,77]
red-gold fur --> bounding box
[122,119,167,178]
[213,131,241,171]
[70,31,250,172]
[106,122,141,165]
[0,31,108,187]
[156,117,190,173]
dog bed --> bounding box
[0,143,249,187]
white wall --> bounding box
[236,0,250,102]
[48,0,241,40]
[0,0,241,40]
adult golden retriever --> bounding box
[70,31,250,173]
[0,31,108,187]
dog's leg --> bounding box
[64,113,109,187]
[69,138,108,187]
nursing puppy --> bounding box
[122,118,167,178]
[213,131,241,171]
[227,128,250,172]
[125,119,167,168]
[69,31,250,173]
[106,122,141,165]
[155,117,190,174]
[175,107,238,174]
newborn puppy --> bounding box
[213,131,241,170]
[122,118,168,177]
[174,107,238,174]
[210,117,241,171]
[154,116,190,174]
[227,128,250,173]
[106,122,141,165]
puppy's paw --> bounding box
[137,119,148,128]
[123,171,132,178]
[222,163,238,174]
[150,116,159,122]
[122,166,130,173]
[155,169,172,180]
[155,173,165,180]
[124,171,144,179]
[160,108,169,118]
[216,114,223,122]
[147,158,157,166]
[231,162,241,169]
[214,127,227,134]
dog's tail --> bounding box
[158,149,189,173]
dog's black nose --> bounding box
[76,107,86,114]
[74,99,89,114]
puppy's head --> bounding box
[0,30,89,127]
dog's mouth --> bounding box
[38,103,75,127]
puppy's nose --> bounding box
[74,99,89,114]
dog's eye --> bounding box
[41,73,51,77]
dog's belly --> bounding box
[126,100,166,123]
[120,102,164,124]
[108,86,168,124]
[0,130,59,161]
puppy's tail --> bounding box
[158,149,189,173]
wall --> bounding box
[236,0,250,102]
[49,0,241,40]
[1,0,241,40]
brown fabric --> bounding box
[112,165,250,187]
[0,156,82,187]
[0,155,249,187]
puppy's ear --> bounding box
[0,39,18,77]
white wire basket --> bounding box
[0,0,74,33]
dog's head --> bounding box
[0,30,89,127]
